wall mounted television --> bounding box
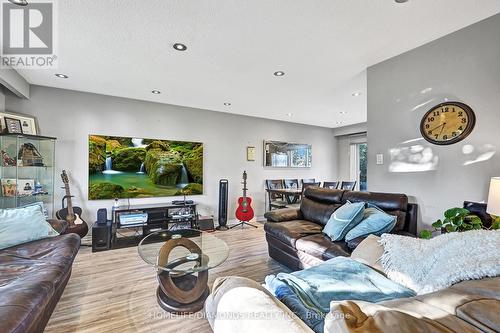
[88,135,203,200]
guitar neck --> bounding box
[242,172,249,199]
[65,185,74,216]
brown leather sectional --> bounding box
[206,275,500,333]
[264,187,418,270]
[0,220,80,333]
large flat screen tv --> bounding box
[88,135,203,200]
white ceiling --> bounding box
[17,0,500,128]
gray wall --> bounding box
[5,85,336,223]
[367,14,500,230]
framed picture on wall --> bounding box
[0,111,38,135]
[263,140,312,168]
[247,146,256,161]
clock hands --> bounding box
[438,123,447,137]
[428,123,445,134]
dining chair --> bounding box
[323,181,339,189]
[283,179,299,189]
[283,179,300,204]
[300,179,316,188]
[340,181,357,191]
[302,182,321,194]
[265,179,288,211]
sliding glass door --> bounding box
[349,141,367,191]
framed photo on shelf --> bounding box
[0,111,38,135]
[4,117,23,134]
[17,179,35,196]
[1,178,17,197]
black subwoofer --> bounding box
[92,220,112,252]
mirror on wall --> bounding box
[264,140,312,168]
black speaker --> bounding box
[217,179,229,230]
[97,208,107,225]
[92,221,112,252]
[198,217,215,231]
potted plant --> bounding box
[420,207,483,239]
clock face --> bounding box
[420,102,476,145]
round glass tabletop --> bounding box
[138,229,229,274]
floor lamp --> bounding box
[487,177,500,218]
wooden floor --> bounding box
[45,223,289,333]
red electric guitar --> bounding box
[233,171,257,228]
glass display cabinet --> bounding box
[0,134,56,218]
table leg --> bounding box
[156,269,209,314]
[155,237,209,314]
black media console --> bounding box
[111,202,198,248]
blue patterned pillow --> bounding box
[345,203,396,241]
[322,201,365,241]
[0,205,58,250]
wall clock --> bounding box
[420,101,476,145]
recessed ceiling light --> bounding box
[395,0,409,3]
[173,43,187,51]
[151,90,161,94]
[339,111,348,115]
[55,73,68,79]
[224,102,231,106]
[352,91,362,97]
[274,71,285,77]
[8,0,28,6]
[286,113,293,117]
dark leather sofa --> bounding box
[0,220,80,333]
[264,187,418,270]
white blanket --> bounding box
[379,230,500,294]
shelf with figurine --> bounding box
[0,179,50,197]
[0,130,56,217]
[1,144,52,168]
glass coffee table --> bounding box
[138,229,229,314]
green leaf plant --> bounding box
[419,207,484,239]
[491,215,500,230]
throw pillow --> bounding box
[322,201,365,241]
[0,205,59,250]
[345,203,396,242]
[18,201,49,218]
[350,235,384,273]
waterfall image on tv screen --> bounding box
[88,135,203,200]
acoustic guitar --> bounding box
[235,171,255,222]
[56,170,88,238]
